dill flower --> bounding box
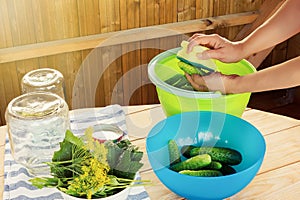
[63,157,110,199]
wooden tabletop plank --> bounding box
[123,104,161,115]
[126,106,166,140]
[141,170,182,200]
[242,109,300,135]
[258,126,300,173]
[232,162,300,199]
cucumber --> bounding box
[179,169,223,177]
[168,140,181,165]
[189,147,242,165]
[170,154,211,172]
[164,74,183,85]
[180,84,195,91]
[220,164,237,175]
[204,161,222,170]
[173,76,189,88]
[181,145,197,158]
[164,73,195,91]
[178,61,206,75]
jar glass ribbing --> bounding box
[5,92,70,175]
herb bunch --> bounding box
[29,127,149,199]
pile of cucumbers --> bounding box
[168,139,242,177]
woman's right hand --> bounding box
[187,33,246,63]
[185,72,241,94]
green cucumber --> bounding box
[173,76,189,88]
[204,161,222,170]
[220,164,237,175]
[168,140,181,165]
[181,145,197,158]
[189,147,242,165]
[170,154,211,172]
[164,73,195,91]
[178,61,206,75]
[164,74,183,85]
[180,84,195,91]
[179,169,223,177]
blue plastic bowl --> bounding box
[146,111,266,200]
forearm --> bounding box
[232,56,300,93]
[240,0,300,57]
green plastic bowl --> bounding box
[148,48,256,117]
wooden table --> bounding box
[1,104,300,199]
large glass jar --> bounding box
[5,92,70,175]
[21,68,66,100]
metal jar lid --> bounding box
[92,124,126,143]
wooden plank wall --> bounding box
[0,0,265,125]
[248,32,300,112]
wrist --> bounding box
[233,41,248,60]
[227,75,248,94]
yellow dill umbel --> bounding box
[67,157,110,199]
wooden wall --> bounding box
[0,0,265,125]
[248,32,300,119]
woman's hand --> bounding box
[185,72,240,94]
[187,34,246,63]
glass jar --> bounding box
[5,92,70,175]
[21,68,66,100]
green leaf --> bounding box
[105,141,123,169]
[65,130,85,147]
[129,161,143,174]
[131,151,143,161]
[109,141,144,179]
[52,130,84,162]
[50,130,87,178]
[114,150,131,172]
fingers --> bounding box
[186,33,245,63]
[187,34,222,50]
[185,72,228,94]
[185,73,208,92]
[197,49,223,60]
[186,34,227,61]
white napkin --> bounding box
[3,104,150,200]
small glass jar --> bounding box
[21,68,66,100]
[5,92,70,175]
